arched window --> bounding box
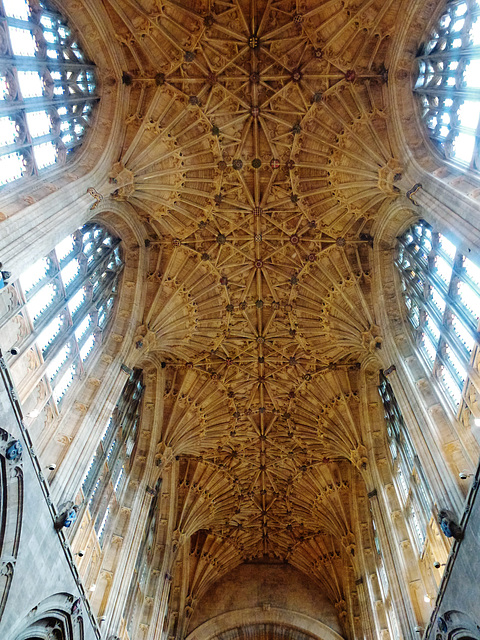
[396,220,480,422]
[0,0,98,186]
[80,369,144,548]
[379,372,432,552]
[415,0,480,168]
[0,223,123,421]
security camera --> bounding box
[77,550,85,558]
[9,348,18,356]
[47,463,56,471]
[433,560,441,569]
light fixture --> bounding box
[424,594,431,603]
[474,418,480,427]
[89,584,96,592]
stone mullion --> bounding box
[101,489,154,637]
[102,369,162,637]
[47,218,146,503]
[374,244,468,514]
[369,491,417,640]
[349,469,376,640]
[148,459,180,640]
[360,368,418,640]
[409,177,480,261]
[386,364,466,514]
[50,354,131,505]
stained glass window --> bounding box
[396,220,480,413]
[0,223,122,417]
[0,0,98,186]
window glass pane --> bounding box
[46,342,71,382]
[33,142,57,169]
[53,363,76,403]
[440,366,462,406]
[430,287,446,314]
[425,313,441,343]
[421,331,437,365]
[465,256,480,286]
[9,27,36,57]
[453,132,476,164]
[457,101,480,130]
[438,234,456,261]
[0,117,18,146]
[75,314,92,341]
[452,315,475,352]
[20,257,51,294]
[37,315,63,353]
[26,111,52,138]
[458,280,480,321]
[0,152,25,184]
[3,0,30,20]
[17,71,44,98]
[68,287,86,315]
[445,344,467,384]
[80,333,95,361]
[464,59,480,88]
[61,258,81,287]
[435,254,453,285]
[56,235,75,263]
[27,282,57,323]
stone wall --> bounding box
[424,467,480,640]
[188,563,343,636]
[0,352,99,640]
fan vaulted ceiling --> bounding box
[100,0,402,630]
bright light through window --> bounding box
[0,224,123,415]
[0,117,18,147]
[9,27,36,57]
[33,142,57,169]
[17,71,44,98]
[0,152,25,185]
[3,0,29,20]
[397,220,480,411]
[416,0,480,168]
[0,0,97,186]
[26,111,52,138]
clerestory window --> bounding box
[0,223,123,420]
[378,372,432,552]
[396,221,480,423]
[0,0,98,186]
[415,0,480,168]
[81,369,144,548]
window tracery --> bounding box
[81,369,144,548]
[378,372,432,552]
[0,223,122,418]
[396,221,480,422]
[415,0,480,168]
[0,0,98,186]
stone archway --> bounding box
[185,607,345,640]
